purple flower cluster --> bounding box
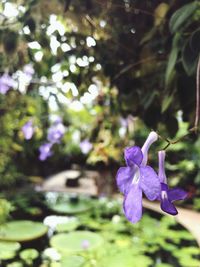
[80,139,92,154]
[116,131,187,223]
[39,143,53,161]
[0,73,15,94]
[39,118,65,161]
[22,120,34,140]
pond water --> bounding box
[0,190,200,267]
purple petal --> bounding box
[139,166,161,201]
[80,139,92,154]
[22,121,34,140]
[39,143,53,161]
[161,182,168,191]
[47,122,65,144]
[123,184,143,223]
[161,197,178,215]
[168,188,188,202]
[124,146,143,167]
[116,166,135,195]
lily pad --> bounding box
[0,250,16,260]
[7,262,23,267]
[0,220,48,242]
[49,201,91,215]
[20,248,39,260]
[46,193,92,214]
[50,231,104,253]
[61,255,85,267]
[56,219,80,232]
[0,241,21,260]
[0,240,21,251]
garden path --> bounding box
[143,199,200,247]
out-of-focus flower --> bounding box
[0,73,15,94]
[116,131,160,223]
[80,139,92,154]
[81,240,90,250]
[47,119,65,144]
[39,143,53,161]
[158,150,187,215]
[23,64,34,79]
[21,120,34,140]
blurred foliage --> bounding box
[0,198,13,225]
[0,0,199,190]
[1,193,200,267]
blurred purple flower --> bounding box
[116,131,160,223]
[22,120,34,140]
[39,143,53,161]
[80,139,92,154]
[47,119,65,144]
[0,73,15,94]
[81,240,90,250]
[119,117,128,128]
[23,64,34,79]
[158,151,187,215]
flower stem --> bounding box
[194,55,200,133]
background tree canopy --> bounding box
[0,0,200,190]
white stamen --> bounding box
[161,190,168,200]
[131,166,140,184]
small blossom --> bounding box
[158,151,187,215]
[80,139,92,154]
[81,240,90,250]
[23,64,34,79]
[39,143,53,161]
[116,131,160,223]
[22,120,34,140]
[0,73,15,94]
[47,119,65,144]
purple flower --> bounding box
[80,139,92,154]
[81,240,90,250]
[116,131,160,223]
[47,120,65,144]
[39,143,53,161]
[22,120,34,140]
[0,73,15,94]
[23,64,34,79]
[158,151,187,215]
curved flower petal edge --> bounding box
[116,131,160,223]
[158,150,188,215]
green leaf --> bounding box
[169,2,198,34]
[182,38,199,76]
[161,93,174,113]
[165,33,181,86]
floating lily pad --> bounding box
[49,201,91,214]
[56,219,80,233]
[20,248,39,261]
[0,241,21,260]
[50,231,104,253]
[7,262,23,267]
[46,193,92,214]
[61,255,85,267]
[0,250,16,260]
[0,240,21,251]
[0,220,48,242]
[102,249,153,267]
[43,215,79,232]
